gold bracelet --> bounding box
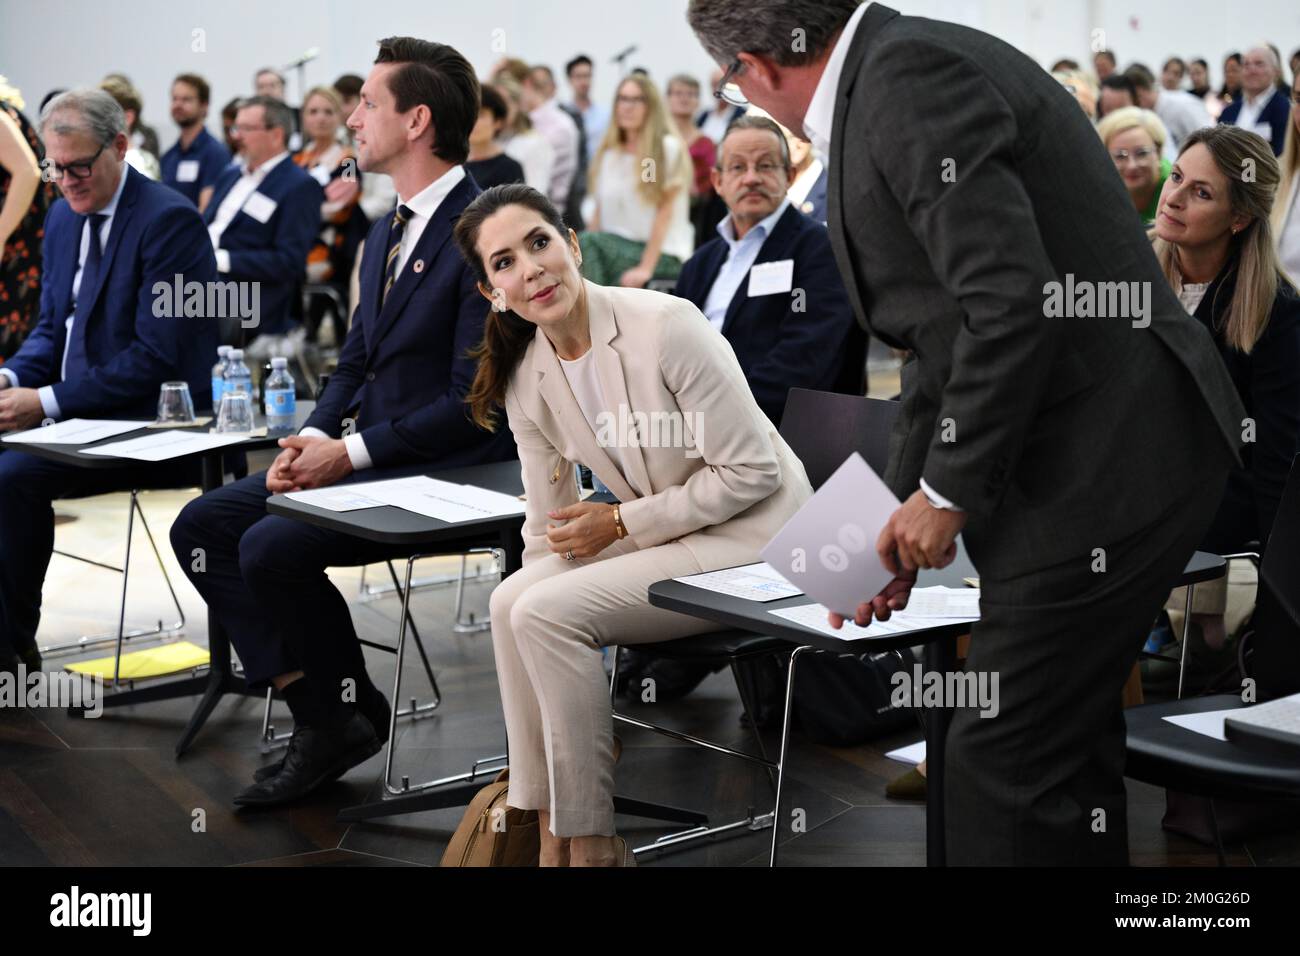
[612,504,627,539]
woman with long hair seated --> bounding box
[453,183,811,866]
[1146,124,1300,684]
[580,74,693,288]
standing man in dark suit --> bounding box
[675,115,862,426]
[688,0,1244,865]
[170,37,516,807]
[203,96,320,343]
[0,88,218,675]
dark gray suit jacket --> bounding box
[826,4,1244,577]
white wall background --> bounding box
[0,0,1296,138]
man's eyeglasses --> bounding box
[232,123,272,134]
[720,160,784,178]
[1110,147,1157,165]
[714,59,748,108]
[48,142,106,181]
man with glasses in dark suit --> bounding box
[688,0,1244,865]
[0,88,217,677]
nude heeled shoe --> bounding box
[614,836,636,867]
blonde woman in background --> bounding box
[293,86,362,284]
[1146,125,1300,689]
[1097,107,1171,225]
[1272,69,1300,278]
[580,74,693,288]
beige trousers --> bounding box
[487,536,725,837]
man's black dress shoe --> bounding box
[252,683,391,783]
[234,711,381,807]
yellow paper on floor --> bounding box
[64,641,210,680]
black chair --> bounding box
[1125,454,1300,863]
[610,389,900,864]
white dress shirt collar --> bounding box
[244,150,289,180]
[397,163,466,222]
[717,196,791,247]
[802,1,872,157]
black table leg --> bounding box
[924,633,955,867]
[173,453,251,756]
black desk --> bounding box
[5,402,315,755]
[267,464,707,830]
[647,548,1227,866]
[268,460,527,823]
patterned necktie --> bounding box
[383,204,413,305]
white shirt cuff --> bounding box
[342,432,372,471]
[215,249,231,273]
[0,368,18,389]
[37,385,61,420]
[298,426,330,440]
[920,477,963,512]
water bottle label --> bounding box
[265,389,296,416]
[212,377,224,405]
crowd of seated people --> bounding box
[0,22,1297,868]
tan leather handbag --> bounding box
[439,769,540,867]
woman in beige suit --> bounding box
[452,183,811,867]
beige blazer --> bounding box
[503,279,812,569]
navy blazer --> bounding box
[4,165,218,417]
[1220,89,1292,156]
[202,157,321,337]
[303,172,516,470]
[795,165,829,225]
[674,204,865,425]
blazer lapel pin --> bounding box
[413,259,425,273]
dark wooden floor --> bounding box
[4,566,1299,867]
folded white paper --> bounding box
[760,452,899,617]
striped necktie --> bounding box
[383,204,413,304]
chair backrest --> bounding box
[1254,454,1300,698]
[777,388,899,490]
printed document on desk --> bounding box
[80,430,247,461]
[3,418,147,445]
[285,476,430,512]
[760,451,899,617]
[769,600,977,642]
[366,477,526,523]
[674,562,803,602]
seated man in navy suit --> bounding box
[628,115,864,701]
[674,115,864,427]
[0,88,218,675]
[203,95,320,344]
[170,37,516,807]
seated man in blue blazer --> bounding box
[1220,45,1293,156]
[203,95,321,342]
[0,88,218,675]
[674,115,864,427]
[171,38,516,807]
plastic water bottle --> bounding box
[210,345,232,408]
[223,349,253,403]
[263,356,297,433]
